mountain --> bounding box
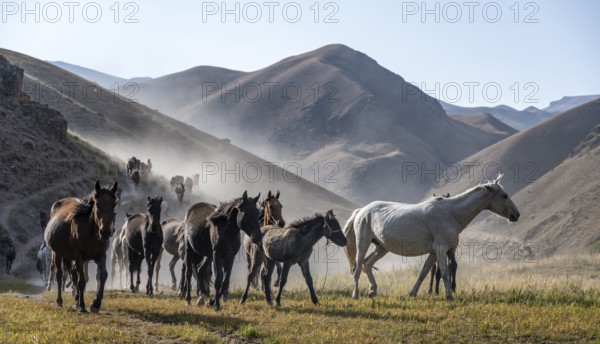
[440,101,554,131]
[0,49,358,222]
[48,61,151,89]
[135,44,514,203]
[465,123,600,257]
[430,99,600,199]
[450,113,518,139]
[543,95,600,114]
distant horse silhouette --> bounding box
[170,175,184,189]
[175,183,185,204]
[184,177,193,195]
[192,174,200,191]
[343,175,519,300]
[45,180,118,312]
[184,191,262,310]
[5,243,16,274]
[36,243,51,282]
[242,210,347,306]
[123,197,163,295]
[127,157,141,176]
[131,171,141,189]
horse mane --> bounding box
[290,213,324,234]
[66,189,116,222]
[208,197,243,225]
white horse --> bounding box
[343,175,520,300]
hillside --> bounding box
[465,124,600,257]
[450,113,518,139]
[0,49,358,221]
[430,99,600,198]
[0,55,129,253]
[441,101,554,130]
[136,44,514,203]
[544,95,600,114]
[48,61,151,89]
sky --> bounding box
[1,0,599,109]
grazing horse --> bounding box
[242,190,285,291]
[5,243,16,274]
[131,171,141,189]
[184,191,262,310]
[184,177,193,195]
[175,183,185,203]
[44,180,118,312]
[242,210,347,306]
[123,197,163,295]
[343,175,520,300]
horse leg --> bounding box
[364,244,388,297]
[91,255,108,313]
[409,254,436,297]
[299,259,319,305]
[184,246,194,306]
[352,230,371,299]
[261,259,276,306]
[129,255,137,293]
[274,262,282,288]
[212,253,224,311]
[135,256,142,292]
[435,264,442,294]
[428,262,437,294]
[434,244,453,301]
[220,255,236,303]
[241,247,263,304]
[74,259,87,312]
[53,254,63,307]
[275,263,291,307]
[448,249,457,292]
[154,248,163,292]
[145,250,155,296]
[169,256,179,291]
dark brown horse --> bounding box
[184,177,193,195]
[132,171,141,189]
[4,243,15,274]
[242,190,285,294]
[242,210,347,306]
[123,197,163,295]
[184,191,262,311]
[44,180,118,312]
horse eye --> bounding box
[503,195,508,199]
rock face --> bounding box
[0,55,67,142]
[0,55,23,98]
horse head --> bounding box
[236,191,262,244]
[92,180,119,240]
[323,210,347,247]
[146,196,163,233]
[262,190,285,227]
[481,174,520,222]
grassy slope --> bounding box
[1,254,599,343]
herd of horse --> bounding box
[32,173,518,313]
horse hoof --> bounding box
[352,292,359,299]
[56,302,63,308]
[368,291,377,298]
[79,308,88,313]
[446,295,454,301]
[90,306,100,313]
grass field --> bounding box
[1,254,599,343]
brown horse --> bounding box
[184,191,262,310]
[44,180,118,312]
[242,210,347,306]
[242,190,285,295]
[123,197,163,296]
[132,171,141,189]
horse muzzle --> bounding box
[509,212,520,222]
[99,229,111,241]
[278,220,286,228]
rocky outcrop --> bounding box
[0,55,23,99]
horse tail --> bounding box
[343,209,360,274]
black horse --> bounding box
[428,250,457,295]
[124,196,163,296]
[5,243,16,274]
[184,191,262,311]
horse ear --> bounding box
[110,181,118,194]
[242,190,248,202]
[494,173,503,184]
[276,190,280,199]
[148,196,151,202]
[268,190,272,199]
[254,193,261,203]
[94,180,101,192]
[159,197,163,203]
[484,185,493,192]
